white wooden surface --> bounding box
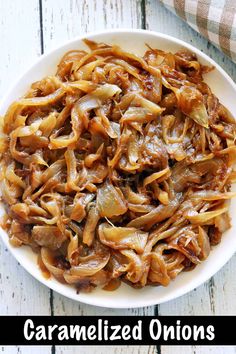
[0,1,236,353]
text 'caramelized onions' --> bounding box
[1,39,236,293]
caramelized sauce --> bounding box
[103,278,121,291]
[37,254,51,279]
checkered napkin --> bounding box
[160,0,236,63]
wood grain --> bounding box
[0,0,51,315]
[145,1,236,353]
[0,1,52,353]
[41,0,142,52]
[0,1,51,353]
[41,1,155,353]
[145,0,236,311]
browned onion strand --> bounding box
[0,39,236,293]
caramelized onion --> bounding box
[98,223,148,254]
[32,226,67,250]
[97,181,127,218]
[68,241,110,277]
[1,39,236,293]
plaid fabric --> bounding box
[160,0,236,63]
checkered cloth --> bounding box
[160,0,236,63]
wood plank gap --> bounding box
[209,278,216,314]
[50,289,54,316]
[38,9,55,353]
[154,306,161,354]
[50,289,55,354]
[39,0,44,54]
[141,0,146,29]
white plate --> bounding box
[1,29,236,308]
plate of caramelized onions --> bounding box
[0,29,236,308]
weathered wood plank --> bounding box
[41,0,143,53]
[0,0,51,314]
[41,0,156,353]
[0,346,52,354]
[0,0,51,352]
[55,346,156,354]
[145,0,236,310]
[145,1,236,353]
[160,347,235,354]
[0,0,41,96]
